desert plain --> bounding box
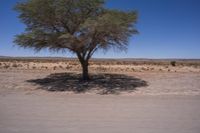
[0,57,200,133]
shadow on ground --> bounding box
[27,73,148,94]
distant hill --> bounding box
[0,56,199,63]
[0,56,199,61]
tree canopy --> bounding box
[14,0,138,80]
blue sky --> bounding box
[0,0,200,59]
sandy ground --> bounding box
[0,69,200,133]
[0,93,200,133]
[0,69,199,95]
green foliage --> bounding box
[14,0,137,55]
[170,61,176,66]
[14,0,138,80]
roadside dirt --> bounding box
[0,68,200,133]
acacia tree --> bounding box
[14,0,138,80]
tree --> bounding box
[14,0,138,80]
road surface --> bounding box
[0,92,200,133]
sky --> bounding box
[0,0,200,59]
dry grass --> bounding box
[0,57,199,73]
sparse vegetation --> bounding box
[41,66,48,69]
[66,66,72,70]
[59,65,63,69]
[4,65,10,69]
[12,64,18,67]
[53,66,57,70]
[170,61,176,67]
[0,57,199,72]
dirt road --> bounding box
[0,70,200,133]
[0,92,200,133]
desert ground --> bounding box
[0,57,200,133]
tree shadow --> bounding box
[27,73,148,95]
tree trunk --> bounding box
[76,53,90,81]
[80,59,89,81]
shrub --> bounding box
[18,64,23,67]
[66,66,72,69]
[4,65,10,69]
[53,66,57,70]
[41,66,48,69]
[59,65,63,69]
[12,64,18,67]
[170,61,176,67]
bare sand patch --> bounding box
[0,69,199,96]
